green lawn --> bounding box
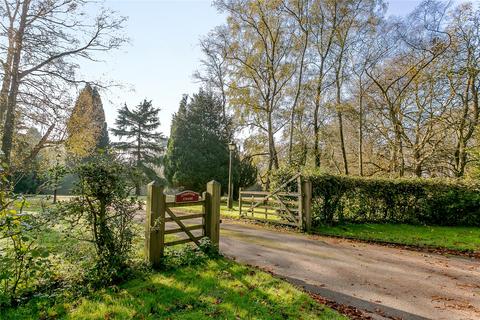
[2,258,345,320]
[314,223,480,252]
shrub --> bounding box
[57,156,140,287]
[0,171,52,307]
[271,168,480,227]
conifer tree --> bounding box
[164,90,236,192]
[111,99,163,195]
[66,84,109,158]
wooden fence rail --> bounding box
[145,180,221,268]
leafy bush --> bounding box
[57,156,140,287]
[0,172,52,307]
[271,168,480,227]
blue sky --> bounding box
[81,0,425,136]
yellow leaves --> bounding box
[66,86,105,158]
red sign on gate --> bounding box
[175,190,200,203]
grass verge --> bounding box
[2,258,346,320]
[314,223,480,252]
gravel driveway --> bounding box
[219,221,480,320]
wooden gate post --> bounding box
[302,180,312,232]
[238,187,243,217]
[145,181,165,268]
[205,180,221,247]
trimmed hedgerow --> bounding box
[271,168,480,227]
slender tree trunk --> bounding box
[335,64,348,175]
[454,73,479,177]
[265,109,278,189]
[0,10,17,124]
[358,88,364,176]
[1,0,31,164]
[135,125,142,196]
[387,103,405,177]
[267,110,279,171]
[288,29,308,164]
[0,51,13,125]
[313,79,323,168]
[337,111,348,175]
[414,155,422,177]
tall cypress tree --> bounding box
[111,99,163,195]
[164,90,236,192]
[66,84,109,158]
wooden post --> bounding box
[205,180,221,247]
[202,191,209,237]
[251,194,254,216]
[302,180,312,232]
[238,187,243,217]
[297,176,303,228]
[145,181,165,268]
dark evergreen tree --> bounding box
[111,100,163,195]
[238,157,258,190]
[164,90,238,192]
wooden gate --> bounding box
[145,180,221,268]
[239,173,312,231]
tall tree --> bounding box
[164,90,235,192]
[65,84,109,158]
[194,26,230,118]
[111,100,163,195]
[215,0,298,188]
[0,0,126,166]
[365,1,450,176]
[444,3,480,177]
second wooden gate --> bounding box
[239,173,311,231]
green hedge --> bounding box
[271,169,480,227]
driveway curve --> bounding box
[220,221,480,320]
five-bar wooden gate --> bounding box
[145,180,221,268]
[239,173,312,231]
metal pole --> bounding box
[227,147,233,209]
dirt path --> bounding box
[219,221,480,320]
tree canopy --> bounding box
[111,100,164,195]
[164,90,236,192]
[66,84,109,158]
[194,0,480,180]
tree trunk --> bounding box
[288,28,308,164]
[136,125,142,196]
[358,89,364,176]
[337,111,348,175]
[388,104,405,177]
[0,10,16,124]
[454,72,479,177]
[413,149,422,177]
[313,81,322,168]
[336,65,348,175]
[1,0,31,164]
[267,111,279,171]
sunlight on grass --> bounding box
[3,259,346,320]
[315,223,480,252]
